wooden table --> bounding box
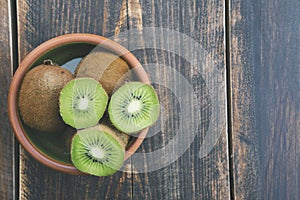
[0,0,299,199]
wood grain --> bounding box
[127,0,230,199]
[17,0,132,199]
[229,0,300,199]
[0,0,15,199]
[228,0,261,199]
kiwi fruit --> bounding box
[18,63,75,132]
[108,82,160,133]
[75,49,131,96]
[59,77,108,129]
[71,124,128,176]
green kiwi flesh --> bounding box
[71,125,125,176]
[59,78,108,129]
[75,49,131,96]
[108,82,160,133]
[18,64,74,132]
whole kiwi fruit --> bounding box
[75,49,132,96]
[18,61,75,132]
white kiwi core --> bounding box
[78,97,89,110]
[127,99,141,113]
[90,146,105,159]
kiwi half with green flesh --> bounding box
[18,63,74,132]
[71,124,128,176]
[59,78,108,129]
[75,49,131,96]
[108,82,160,134]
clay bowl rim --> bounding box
[8,33,149,175]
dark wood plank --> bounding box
[230,0,300,199]
[228,1,261,199]
[126,0,230,199]
[17,0,133,199]
[0,0,15,199]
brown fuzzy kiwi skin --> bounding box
[18,64,75,133]
[75,49,132,96]
[99,124,130,149]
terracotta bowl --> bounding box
[8,33,149,175]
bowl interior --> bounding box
[18,42,141,166]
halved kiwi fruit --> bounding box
[59,78,108,129]
[108,82,160,133]
[71,124,127,176]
